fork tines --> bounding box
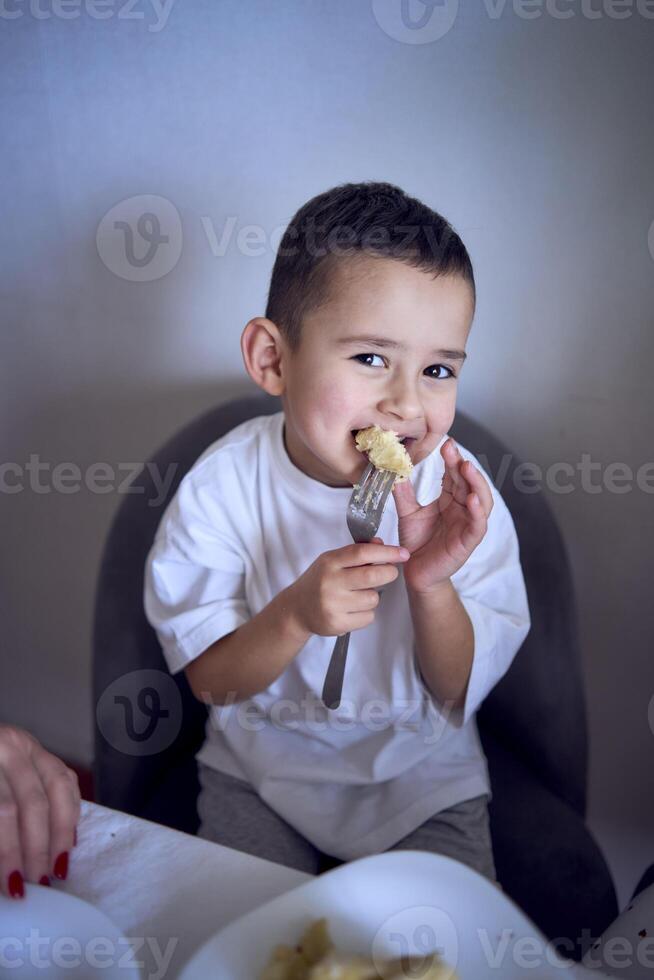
[350,463,396,520]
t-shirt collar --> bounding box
[269,411,445,511]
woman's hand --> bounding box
[0,724,81,898]
[391,438,494,594]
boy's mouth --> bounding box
[350,429,416,450]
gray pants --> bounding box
[196,762,498,883]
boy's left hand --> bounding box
[385,437,494,594]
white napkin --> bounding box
[56,801,309,979]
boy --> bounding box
[144,181,530,881]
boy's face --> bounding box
[279,256,475,488]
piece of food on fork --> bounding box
[353,425,414,483]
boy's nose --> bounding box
[379,381,423,422]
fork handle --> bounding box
[321,631,351,710]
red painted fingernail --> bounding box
[39,875,51,886]
[8,870,24,899]
[53,852,69,880]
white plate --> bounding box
[179,850,577,979]
[0,882,142,979]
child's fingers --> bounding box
[467,491,486,521]
[461,460,494,516]
[444,441,494,516]
[441,440,469,506]
[340,542,410,566]
[460,493,489,551]
[391,472,419,518]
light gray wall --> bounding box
[2,0,653,910]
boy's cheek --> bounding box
[411,433,445,465]
[311,381,358,425]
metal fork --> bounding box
[321,461,397,710]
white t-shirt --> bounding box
[144,410,530,860]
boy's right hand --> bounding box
[288,539,410,637]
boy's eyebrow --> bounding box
[336,335,467,361]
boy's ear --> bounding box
[240,317,287,396]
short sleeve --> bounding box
[418,466,531,730]
[143,469,250,675]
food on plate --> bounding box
[259,918,329,979]
[354,426,413,483]
[259,917,457,979]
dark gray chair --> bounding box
[92,391,618,960]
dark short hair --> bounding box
[265,181,475,353]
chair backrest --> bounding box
[450,414,587,816]
[93,392,587,834]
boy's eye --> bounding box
[352,352,385,368]
[425,364,456,380]
[351,353,456,380]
